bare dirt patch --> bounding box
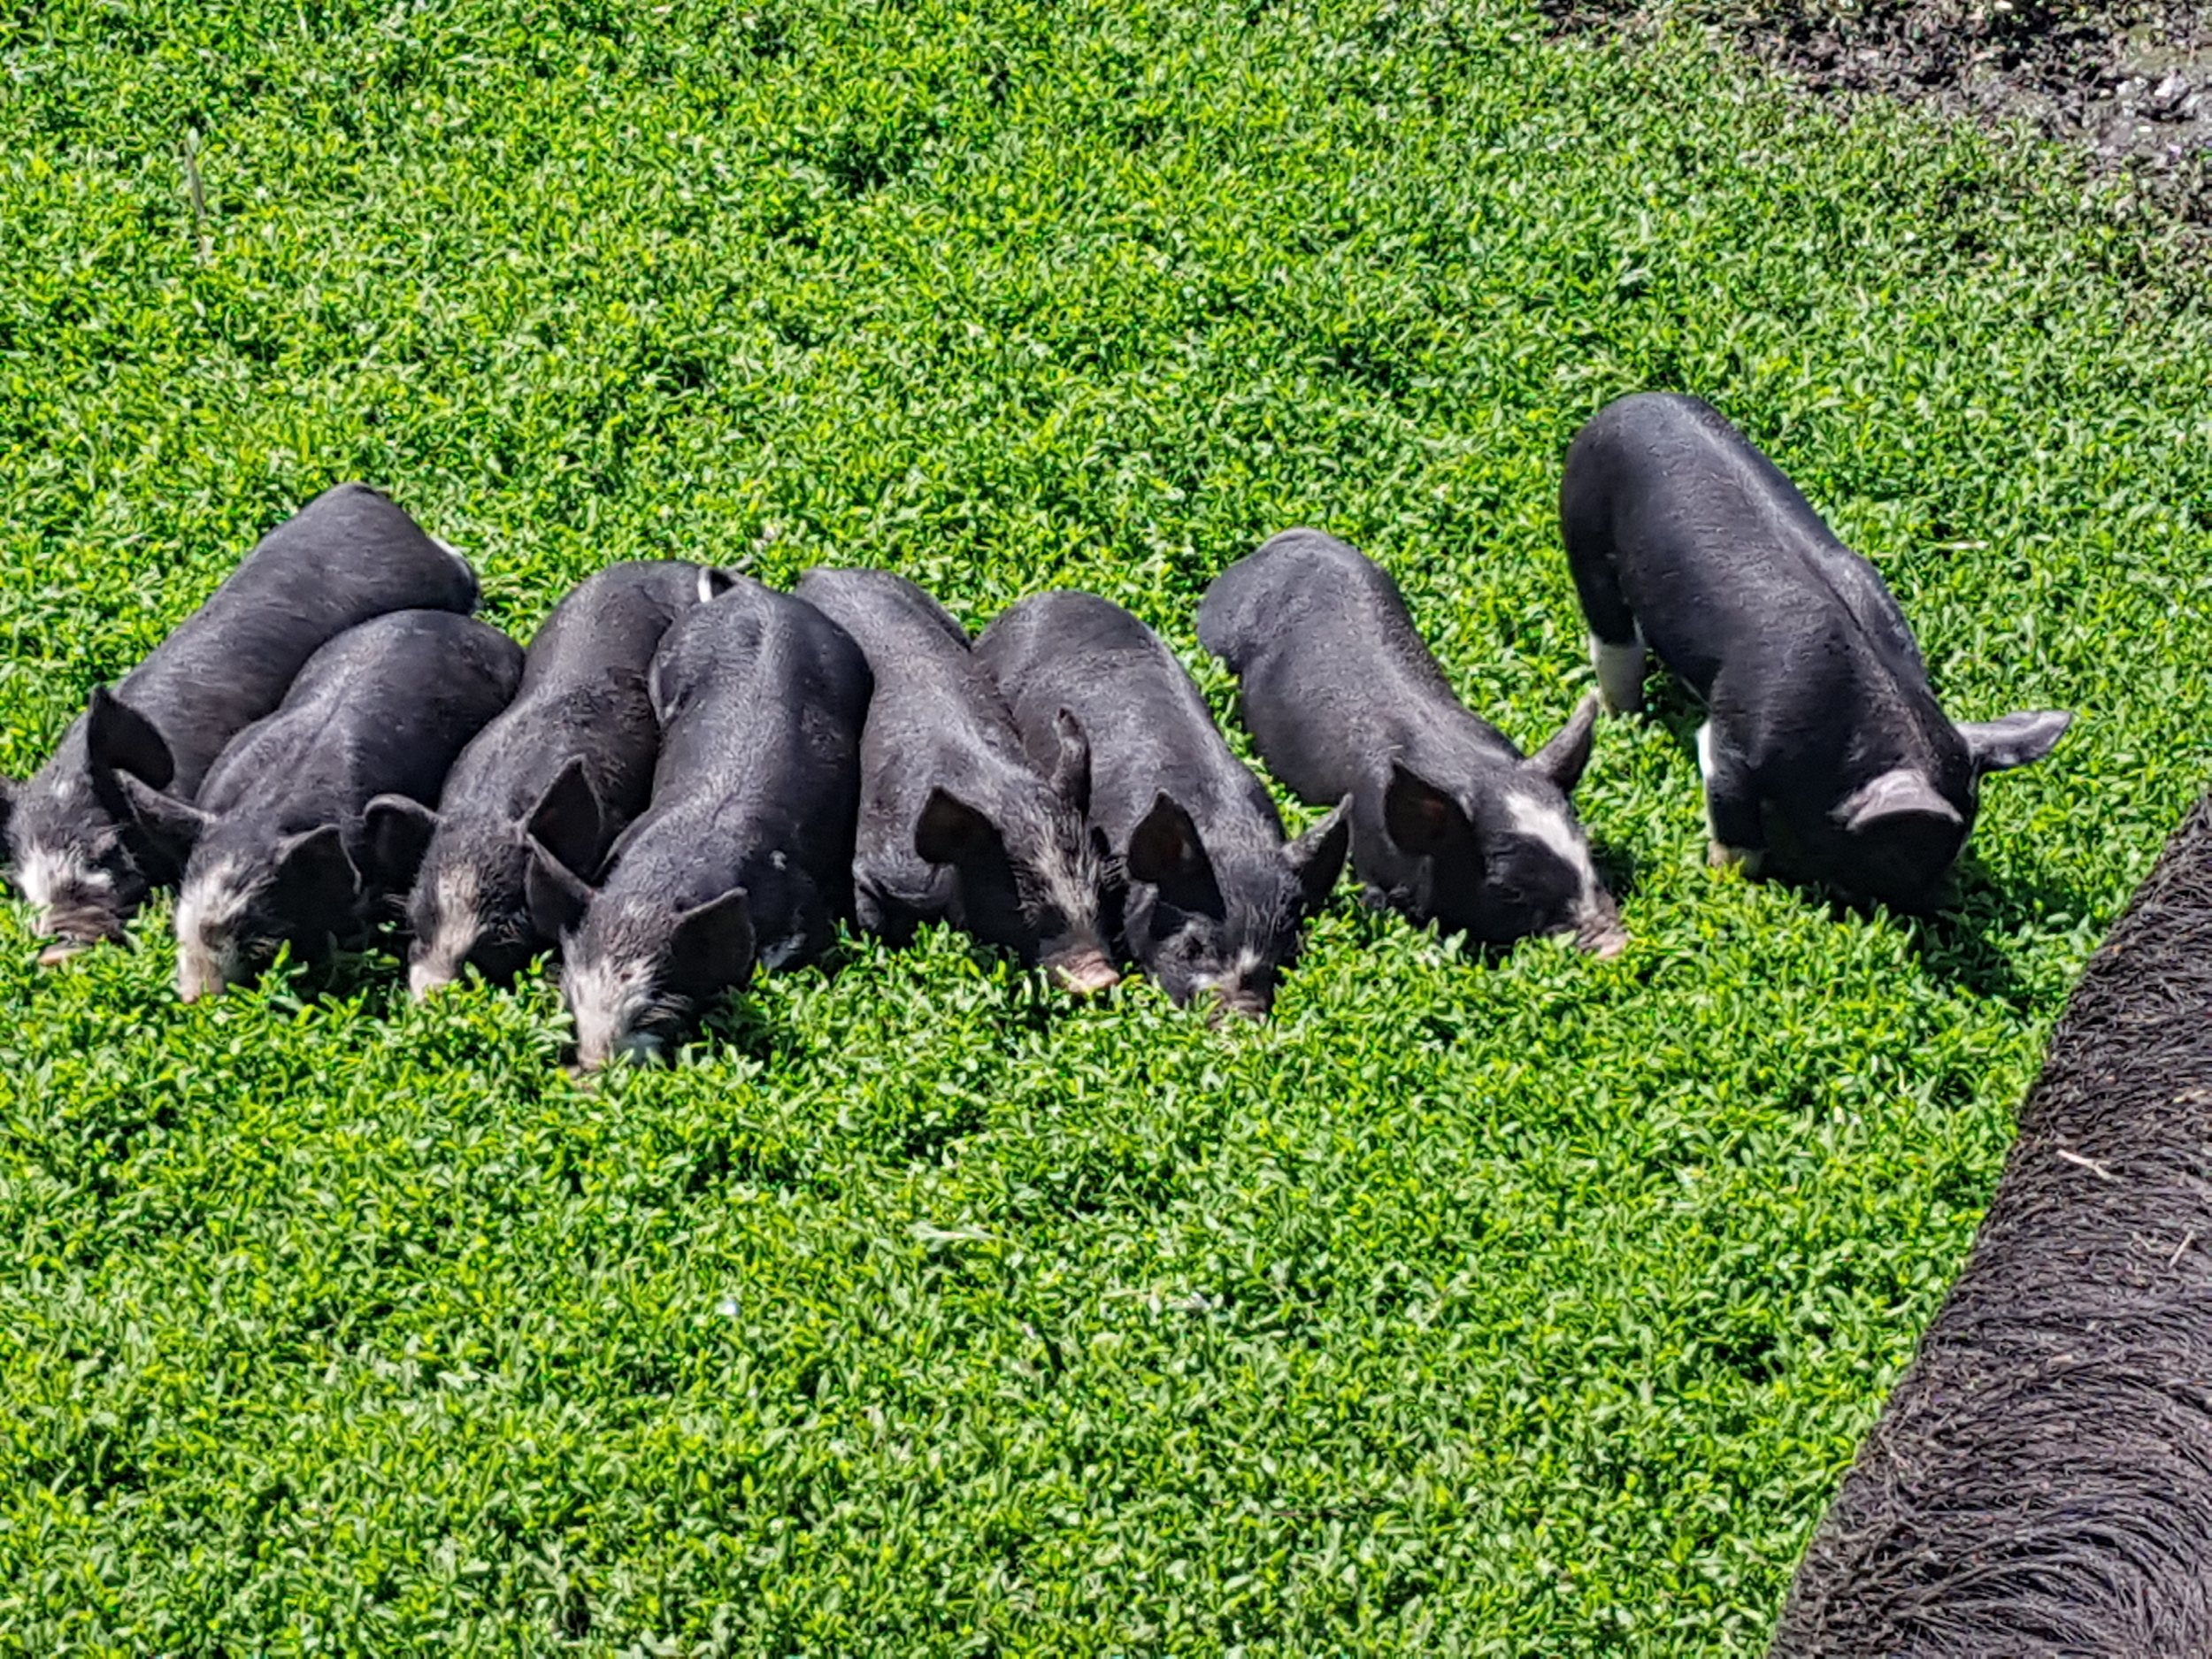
[1553,0,2212,223]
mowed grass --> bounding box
[3,0,2210,1651]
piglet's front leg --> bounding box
[1695,721,1767,878]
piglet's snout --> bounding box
[1205,975,1273,1025]
[176,956,227,1003]
[408,960,457,1002]
[1573,905,1629,959]
[1048,947,1121,996]
[32,905,126,964]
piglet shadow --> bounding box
[1898,849,2097,1009]
[279,941,399,1007]
[686,934,866,1070]
[1342,888,1520,969]
[1645,683,1709,764]
[1588,836,1644,906]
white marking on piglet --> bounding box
[408,960,453,1001]
[1506,792,1601,902]
[1039,836,1099,939]
[412,865,484,995]
[759,929,807,972]
[173,855,260,1001]
[434,862,480,924]
[16,841,106,915]
[1506,790,1624,948]
[1708,841,1767,878]
[1590,629,1647,714]
[176,856,257,941]
[562,951,658,1069]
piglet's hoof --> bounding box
[1709,841,1766,878]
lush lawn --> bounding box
[3,1,2209,1651]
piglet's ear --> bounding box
[270,824,358,915]
[1285,796,1352,915]
[1835,768,1965,834]
[110,771,213,864]
[1958,710,2073,775]
[363,795,439,892]
[914,787,999,866]
[526,759,604,880]
[86,686,176,790]
[697,565,741,603]
[1125,792,1210,889]
[523,835,595,942]
[670,886,755,991]
[1525,693,1599,795]
[1383,763,1474,860]
[1049,708,1092,818]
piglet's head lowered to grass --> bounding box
[118,773,461,1002]
[1196,529,1624,960]
[393,757,606,997]
[1561,392,2071,912]
[104,609,524,997]
[6,687,179,959]
[171,824,375,1001]
[1379,694,1625,956]
[912,709,1118,993]
[1119,792,1350,1021]
[396,559,707,997]
[111,784,401,1000]
[525,848,757,1072]
[1751,712,2074,913]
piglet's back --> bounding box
[437,560,702,822]
[195,609,522,828]
[120,484,480,795]
[648,580,872,812]
[517,560,705,699]
[795,567,972,662]
[1561,394,1924,694]
[1199,528,1458,703]
[977,590,1219,780]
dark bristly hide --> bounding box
[1560,392,2070,910]
[120,609,525,1002]
[1770,793,2212,1658]
[544,575,871,1072]
[1199,527,1624,956]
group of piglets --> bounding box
[1,394,2072,1068]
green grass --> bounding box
[3,0,2210,1651]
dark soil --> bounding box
[1552,0,2212,223]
